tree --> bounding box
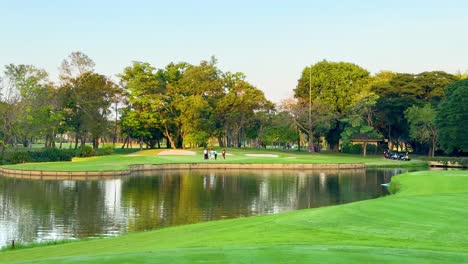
[174,59,223,148]
[0,64,53,158]
[294,60,370,115]
[157,62,188,149]
[256,110,298,148]
[60,72,119,149]
[119,62,165,149]
[0,75,20,160]
[280,98,335,152]
[120,59,229,149]
[216,74,272,148]
[372,71,457,151]
[415,71,458,104]
[294,60,370,151]
[405,104,438,157]
[436,79,468,153]
[454,70,468,80]
[341,93,381,156]
[59,51,96,80]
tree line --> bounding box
[0,52,466,160]
[293,60,467,156]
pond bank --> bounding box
[0,163,365,179]
[429,161,468,168]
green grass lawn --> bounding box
[0,170,466,263]
[1,148,426,171]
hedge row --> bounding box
[342,143,385,155]
[2,145,115,165]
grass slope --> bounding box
[1,148,426,171]
[1,170,467,263]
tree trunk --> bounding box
[45,134,49,148]
[164,125,176,149]
[363,141,368,157]
[121,136,128,149]
[113,101,118,147]
[80,135,86,148]
[51,131,56,148]
[93,137,99,149]
[74,136,79,149]
[139,136,143,151]
[217,136,225,148]
[0,141,6,163]
[308,128,314,152]
[13,136,18,150]
[297,128,301,151]
[431,132,436,157]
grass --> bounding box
[1,148,427,171]
[0,170,467,263]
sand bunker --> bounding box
[244,154,279,158]
[157,150,196,155]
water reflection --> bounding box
[0,169,406,247]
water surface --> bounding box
[0,168,406,247]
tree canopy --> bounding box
[436,79,468,153]
[0,53,466,158]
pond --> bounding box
[0,168,408,248]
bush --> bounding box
[366,144,377,154]
[342,143,363,154]
[10,151,30,164]
[96,145,115,156]
[29,148,76,162]
[78,145,95,157]
[6,148,77,164]
[342,143,383,155]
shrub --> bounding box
[11,151,30,164]
[6,148,77,164]
[78,145,95,157]
[29,148,76,162]
[342,143,363,154]
[366,144,377,154]
[96,145,115,156]
[342,143,382,155]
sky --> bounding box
[1,0,467,102]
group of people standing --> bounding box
[203,148,226,160]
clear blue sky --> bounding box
[1,0,467,102]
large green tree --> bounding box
[216,73,272,148]
[119,62,165,149]
[60,72,119,149]
[0,64,55,158]
[372,71,457,151]
[174,59,223,148]
[281,98,335,152]
[341,92,381,156]
[294,60,370,151]
[435,79,468,153]
[120,59,228,149]
[255,110,298,149]
[405,104,438,157]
